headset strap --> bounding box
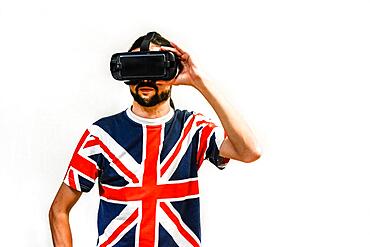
[140,32,157,51]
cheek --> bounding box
[155,80,165,86]
[156,79,174,86]
[157,84,171,93]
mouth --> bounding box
[138,87,155,93]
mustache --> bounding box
[135,80,158,93]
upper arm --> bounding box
[49,184,82,246]
[219,137,242,161]
[219,136,260,163]
[50,183,82,214]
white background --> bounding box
[1,0,369,246]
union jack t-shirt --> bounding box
[63,106,229,247]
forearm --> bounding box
[194,77,261,161]
[160,41,260,162]
[49,211,73,247]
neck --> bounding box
[131,100,171,119]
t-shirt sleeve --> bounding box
[196,115,230,170]
[63,126,101,192]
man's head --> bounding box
[128,32,176,108]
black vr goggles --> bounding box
[110,32,181,85]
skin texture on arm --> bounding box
[160,42,261,163]
[194,80,261,163]
[49,183,82,247]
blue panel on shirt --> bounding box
[160,110,193,163]
[94,111,143,165]
[97,200,127,236]
[113,223,137,247]
[158,223,178,247]
[170,198,201,241]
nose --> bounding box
[141,79,156,84]
[136,80,157,89]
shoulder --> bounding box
[172,108,204,124]
[172,108,193,120]
[85,109,131,136]
[94,110,125,128]
[172,108,217,127]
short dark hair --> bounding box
[128,32,173,51]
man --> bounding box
[49,32,261,247]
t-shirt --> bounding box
[63,106,229,247]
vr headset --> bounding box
[110,32,181,85]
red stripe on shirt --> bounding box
[160,115,196,176]
[99,209,139,247]
[160,202,200,247]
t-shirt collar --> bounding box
[126,106,174,125]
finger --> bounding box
[160,46,182,57]
[169,41,186,54]
[161,46,188,63]
[181,53,190,62]
[160,46,181,56]
[169,42,191,63]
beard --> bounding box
[130,81,171,107]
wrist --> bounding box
[192,73,208,92]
